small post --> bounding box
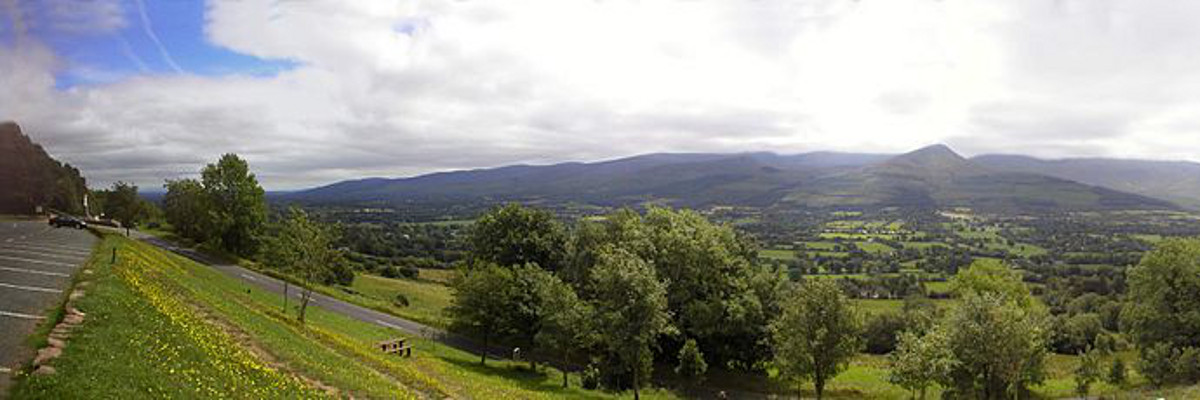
[111,247,117,263]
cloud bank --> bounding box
[2,0,1200,189]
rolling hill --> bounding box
[781,145,1176,211]
[0,121,88,215]
[973,154,1200,210]
[283,145,1179,212]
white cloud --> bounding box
[2,0,1200,189]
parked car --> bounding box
[49,215,87,229]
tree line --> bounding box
[450,203,1200,399]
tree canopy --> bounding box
[202,154,267,257]
[1122,238,1200,386]
[469,203,567,271]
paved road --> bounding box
[0,221,96,393]
[134,235,514,362]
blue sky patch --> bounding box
[4,0,298,88]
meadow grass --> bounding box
[11,236,321,399]
[759,248,798,260]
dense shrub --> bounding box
[863,312,907,354]
[394,293,410,308]
[675,339,707,381]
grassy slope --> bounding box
[320,272,454,329]
[11,235,319,399]
[13,234,675,399]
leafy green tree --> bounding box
[535,276,592,388]
[163,178,210,241]
[590,247,671,400]
[448,264,516,365]
[942,293,1048,399]
[950,258,1034,309]
[470,203,567,271]
[1052,313,1104,354]
[101,181,150,231]
[889,327,955,400]
[1074,348,1101,398]
[201,153,267,257]
[675,338,708,382]
[576,207,784,371]
[771,279,863,399]
[507,263,574,371]
[258,207,344,324]
[1122,238,1200,385]
[1138,343,1175,388]
[937,259,1049,399]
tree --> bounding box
[163,179,209,241]
[942,293,1048,399]
[1074,348,1101,398]
[889,328,955,400]
[535,276,591,388]
[1138,343,1175,388]
[950,258,1034,309]
[448,264,516,365]
[675,338,708,382]
[101,181,149,232]
[573,207,785,371]
[507,264,571,371]
[939,259,1048,399]
[1052,313,1104,354]
[258,207,343,324]
[590,247,671,400]
[470,203,567,271]
[201,153,267,257]
[1121,239,1200,385]
[771,279,863,399]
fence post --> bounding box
[111,247,117,263]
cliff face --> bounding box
[0,122,88,215]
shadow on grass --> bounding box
[440,356,614,400]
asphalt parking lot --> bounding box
[0,220,95,392]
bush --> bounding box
[399,265,419,279]
[393,293,410,308]
[1138,343,1176,387]
[1107,358,1127,385]
[1174,347,1200,383]
[863,312,907,354]
[675,339,707,382]
[380,264,419,279]
[581,364,600,390]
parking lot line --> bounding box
[0,255,74,268]
[0,266,70,278]
[0,282,61,294]
[7,241,91,253]
[0,248,84,261]
[1,244,92,257]
[0,310,46,320]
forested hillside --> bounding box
[0,121,87,215]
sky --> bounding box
[2,0,1200,190]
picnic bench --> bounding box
[377,338,414,357]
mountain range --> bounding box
[283,144,1193,212]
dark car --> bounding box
[49,215,87,229]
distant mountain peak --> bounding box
[879,144,976,176]
[904,144,965,160]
